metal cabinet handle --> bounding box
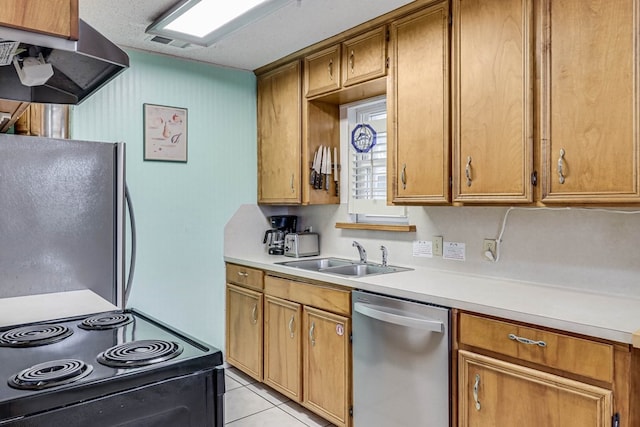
[328,59,334,80]
[251,304,258,325]
[349,50,355,73]
[290,173,295,192]
[465,156,473,187]
[557,148,566,184]
[508,333,547,347]
[473,374,481,411]
[401,163,407,190]
[288,315,295,339]
[309,321,316,346]
[237,271,249,277]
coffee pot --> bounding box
[263,215,297,255]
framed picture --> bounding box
[143,103,188,162]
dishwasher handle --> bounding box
[354,302,444,333]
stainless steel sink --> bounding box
[277,257,412,277]
[276,257,355,271]
[320,263,412,277]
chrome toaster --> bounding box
[284,232,320,258]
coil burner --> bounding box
[8,359,93,390]
[97,340,183,368]
[78,312,134,330]
[0,324,73,347]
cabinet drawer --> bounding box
[226,264,264,291]
[458,313,614,383]
[341,26,387,87]
[264,275,350,316]
[305,44,341,97]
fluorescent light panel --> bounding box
[147,0,291,46]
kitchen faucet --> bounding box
[380,245,388,267]
[352,241,367,264]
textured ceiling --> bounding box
[78,0,416,71]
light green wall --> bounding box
[71,49,257,349]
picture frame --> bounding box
[143,103,188,162]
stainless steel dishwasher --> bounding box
[352,290,450,427]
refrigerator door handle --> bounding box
[353,302,444,333]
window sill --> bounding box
[334,222,416,232]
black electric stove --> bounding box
[0,309,224,427]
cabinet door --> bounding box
[225,284,263,381]
[264,295,302,401]
[0,0,78,39]
[452,0,533,203]
[341,26,387,87]
[388,2,450,204]
[305,45,341,98]
[303,306,351,427]
[459,350,612,427]
[540,0,640,203]
[257,61,302,204]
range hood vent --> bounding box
[0,19,129,105]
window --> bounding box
[341,96,406,222]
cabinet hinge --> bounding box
[349,332,353,343]
[449,176,453,188]
[612,413,620,427]
[531,170,538,186]
[386,57,389,69]
[449,13,453,26]
[349,406,354,417]
[386,30,390,42]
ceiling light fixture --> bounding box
[146,0,292,47]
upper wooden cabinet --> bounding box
[0,0,79,40]
[452,0,534,204]
[305,45,342,98]
[341,26,388,88]
[257,61,302,204]
[304,26,387,98]
[0,100,29,133]
[540,0,640,203]
[388,2,450,204]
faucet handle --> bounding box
[380,245,388,267]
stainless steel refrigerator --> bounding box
[0,133,125,324]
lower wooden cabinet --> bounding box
[226,265,353,427]
[264,295,302,400]
[225,283,263,381]
[459,350,612,427]
[303,306,351,427]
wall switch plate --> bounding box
[483,239,497,261]
[433,236,443,257]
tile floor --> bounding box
[224,366,336,427]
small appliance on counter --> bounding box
[263,215,297,255]
[284,232,320,258]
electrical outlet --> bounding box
[483,239,497,261]
[433,236,443,257]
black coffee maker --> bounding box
[263,215,297,255]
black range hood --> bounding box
[0,19,129,105]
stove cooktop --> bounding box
[0,309,223,422]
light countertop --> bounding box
[225,252,640,346]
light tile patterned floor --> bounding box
[224,366,336,427]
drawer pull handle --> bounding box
[328,59,334,80]
[309,321,316,346]
[349,50,355,73]
[465,156,473,187]
[401,163,407,190]
[557,148,566,184]
[473,374,481,411]
[508,333,547,347]
[251,304,258,325]
[288,315,295,339]
[237,271,249,277]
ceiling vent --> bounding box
[147,35,192,49]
